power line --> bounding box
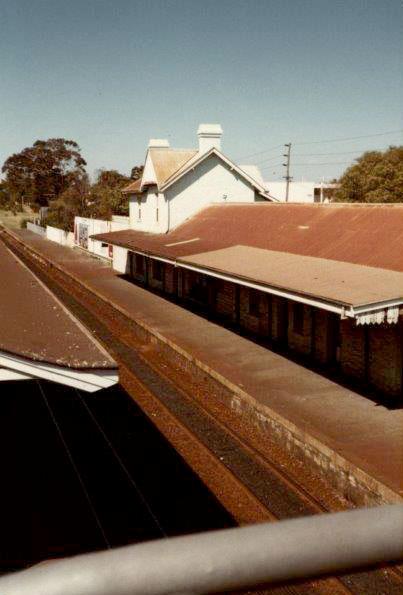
[291,160,354,166]
[256,148,362,166]
[237,129,403,161]
[293,149,371,157]
[255,154,285,165]
[260,159,353,171]
[293,129,403,146]
[236,144,284,161]
[259,163,283,171]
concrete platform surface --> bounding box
[10,230,403,501]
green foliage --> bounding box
[19,218,31,229]
[45,174,91,231]
[1,138,86,209]
[334,146,403,203]
[2,137,143,231]
[89,169,131,219]
[0,181,12,209]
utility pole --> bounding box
[283,143,292,202]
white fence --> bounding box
[26,222,46,236]
[46,225,75,248]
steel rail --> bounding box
[0,506,402,595]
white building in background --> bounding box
[265,181,338,203]
[122,124,273,234]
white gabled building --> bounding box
[122,124,273,233]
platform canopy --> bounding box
[0,239,118,392]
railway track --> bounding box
[2,229,402,594]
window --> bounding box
[248,289,260,317]
[293,303,304,335]
[137,196,141,221]
[152,260,163,282]
[101,242,108,248]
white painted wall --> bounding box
[112,245,129,274]
[74,216,130,258]
[112,215,130,228]
[128,154,256,233]
[266,181,336,203]
[74,217,110,258]
[46,225,75,247]
[166,154,256,230]
[129,191,168,233]
[141,150,158,186]
[27,222,46,236]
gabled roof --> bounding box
[137,148,197,191]
[123,145,271,197]
[159,147,271,197]
[149,148,197,188]
[122,178,143,194]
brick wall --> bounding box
[182,270,196,298]
[313,309,329,364]
[271,296,287,343]
[148,259,164,290]
[239,287,269,336]
[214,279,236,321]
[287,303,312,356]
[164,263,176,295]
[340,320,366,381]
[369,321,402,397]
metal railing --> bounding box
[0,505,402,595]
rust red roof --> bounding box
[92,202,403,272]
[0,237,117,370]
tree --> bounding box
[130,165,144,180]
[45,173,90,231]
[334,146,403,203]
[2,138,86,209]
[89,169,131,219]
[0,180,12,210]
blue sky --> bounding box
[1,0,402,182]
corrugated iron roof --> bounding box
[92,202,403,273]
[150,149,197,188]
[0,238,117,370]
[180,245,403,307]
[122,178,142,194]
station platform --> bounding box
[8,229,403,503]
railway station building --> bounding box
[93,202,403,402]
